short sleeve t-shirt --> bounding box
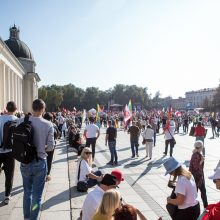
[106,126,117,142]
[85,124,99,138]
[175,175,199,209]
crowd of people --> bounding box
[0,100,220,220]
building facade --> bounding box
[185,88,217,109]
[0,25,40,113]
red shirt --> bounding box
[194,125,206,136]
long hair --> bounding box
[96,189,121,218]
[80,147,92,166]
[173,166,192,180]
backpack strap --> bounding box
[77,160,82,181]
[24,115,30,123]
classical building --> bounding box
[185,88,217,109]
[0,25,40,113]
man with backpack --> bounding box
[0,101,18,205]
[18,99,54,220]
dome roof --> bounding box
[4,25,33,60]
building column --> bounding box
[0,61,4,111]
[10,70,14,101]
[14,72,17,105]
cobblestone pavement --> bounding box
[0,124,219,220]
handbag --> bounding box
[168,129,176,145]
[76,160,88,192]
[166,188,178,219]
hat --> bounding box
[194,140,203,148]
[163,157,181,176]
[111,170,124,184]
[209,168,220,180]
[100,174,117,186]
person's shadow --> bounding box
[131,155,167,186]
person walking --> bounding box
[105,120,118,165]
[19,99,54,220]
[194,121,206,156]
[189,140,208,208]
[84,117,100,160]
[0,101,17,205]
[128,121,140,158]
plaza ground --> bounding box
[0,124,219,220]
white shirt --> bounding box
[175,175,199,209]
[75,159,92,185]
[142,128,154,140]
[82,185,104,220]
[164,120,175,140]
[85,123,99,138]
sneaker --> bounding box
[46,175,52,182]
[107,161,113,165]
[114,161,118,165]
[131,155,135,158]
[3,196,11,205]
[163,152,167,155]
[136,154,139,157]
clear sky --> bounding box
[1,0,220,98]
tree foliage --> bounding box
[38,83,157,111]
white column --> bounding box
[10,70,14,101]
[3,63,6,108]
[0,61,4,111]
[14,72,17,104]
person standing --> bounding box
[0,101,17,204]
[128,121,140,158]
[163,119,176,157]
[20,99,54,220]
[105,120,118,165]
[84,117,100,160]
[142,124,154,159]
[189,140,208,208]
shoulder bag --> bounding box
[168,129,176,145]
[166,188,178,219]
[76,160,88,192]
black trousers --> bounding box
[46,150,54,175]
[174,203,200,220]
[86,138,97,159]
[197,180,208,208]
[0,152,15,197]
[165,139,175,157]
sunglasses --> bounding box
[85,152,92,155]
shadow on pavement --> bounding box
[130,155,167,186]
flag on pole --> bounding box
[123,104,132,128]
[96,104,101,121]
[128,99,132,113]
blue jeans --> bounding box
[130,140,139,156]
[108,141,118,163]
[87,170,102,188]
[20,158,47,220]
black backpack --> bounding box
[1,120,17,149]
[12,116,38,164]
